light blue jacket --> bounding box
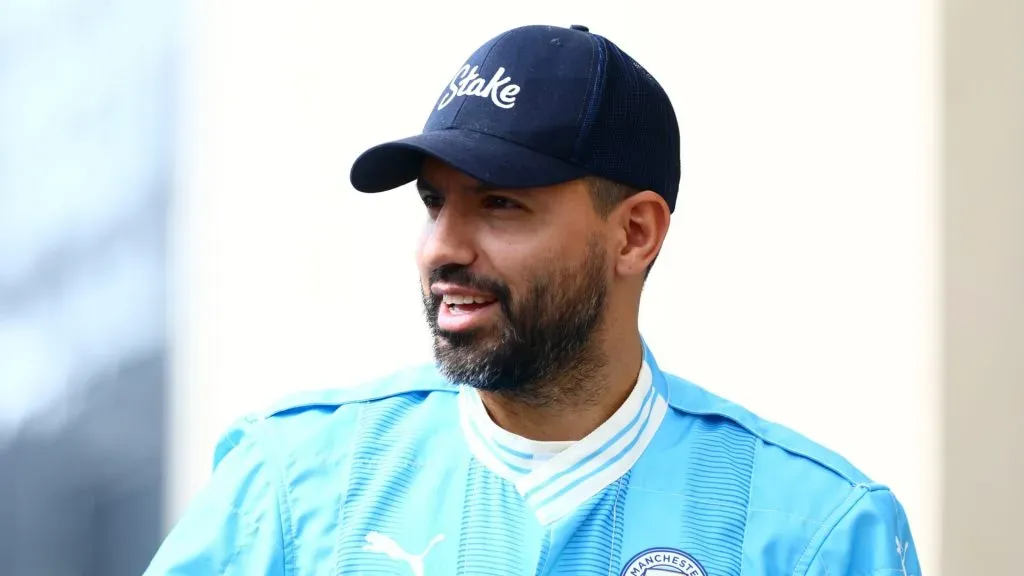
[144,342,921,575]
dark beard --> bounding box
[422,239,609,406]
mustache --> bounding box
[429,264,507,295]
[425,264,513,315]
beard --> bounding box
[422,239,609,405]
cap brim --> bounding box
[349,129,589,193]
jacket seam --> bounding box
[250,416,298,576]
[793,484,870,576]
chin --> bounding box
[433,326,500,349]
[433,333,501,365]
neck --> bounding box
[478,330,644,441]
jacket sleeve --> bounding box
[802,485,921,576]
[143,416,288,576]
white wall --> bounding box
[170,1,941,572]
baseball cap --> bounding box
[349,24,682,212]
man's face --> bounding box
[416,159,612,399]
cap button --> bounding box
[570,24,590,32]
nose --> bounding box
[418,203,477,270]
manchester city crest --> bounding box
[619,547,708,576]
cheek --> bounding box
[481,245,558,296]
[415,225,432,266]
[415,219,430,251]
[415,234,430,293]
[477,237,528,274]
[491,233,589,274]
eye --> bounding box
[482,195,522,210]
[421,194,444,210]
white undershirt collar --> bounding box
[458,361,667,525]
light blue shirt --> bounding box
[144,340,921,575]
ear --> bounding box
[613,191,671,278]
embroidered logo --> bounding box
[619,547,708,576]
[363,531,445,576]
[436,63,520,111]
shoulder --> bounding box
[207,363,461,551]
[264,363,456,417]
[147,366,459,574]
[657,370,913,571]
[213,363,458,467]
[661,371,872,486]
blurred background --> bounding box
[0,1,1019,575]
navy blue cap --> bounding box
[349,24,682,212]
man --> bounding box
[145,24,921,575]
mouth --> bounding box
[442,293,496,311]
[435,290,500,333]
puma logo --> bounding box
[363,531,445,576]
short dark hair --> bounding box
[585,176,641,218]
[584,176,658,279]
